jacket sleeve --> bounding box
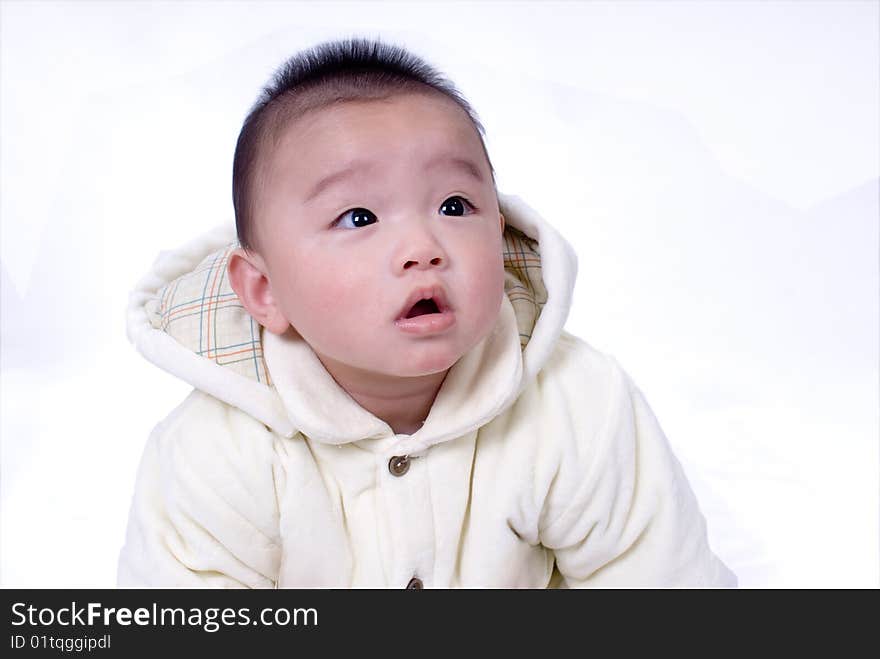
[538,352,737,588]
[117,391,282,588]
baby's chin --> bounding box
[384,313,501,377]
[380,349,462,379]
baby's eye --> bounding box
[335,207,377,229]
[439,196,476,217]
[334,197,475,228]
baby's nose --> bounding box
[402,252,444,270]
[397,229,448,272]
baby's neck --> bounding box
[314,353,450,436]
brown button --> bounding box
[406,577,423,589]
[388,455,410,477]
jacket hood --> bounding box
[127,192,578,455]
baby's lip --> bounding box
[395,284,452,321]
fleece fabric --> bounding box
[117,192,737,588]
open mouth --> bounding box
[394,286,455,334]
[405,298,441,318]
[395,286,452,322]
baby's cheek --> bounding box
[273,261,326,321]
[303,277,359,322]
[472,250,505,305]
[309,273,374,333]
[456,252,504,342]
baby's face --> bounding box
[249,92,505,378]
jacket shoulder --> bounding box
[156,388,276,452]
[547,331,620,374]
[117,389,281,587]
[140,388,281,544]
[531,334,738,587]
[535,330,625,427]
[503,331,628,500]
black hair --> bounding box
[232,36,496,253]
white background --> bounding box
[1,0,877,587]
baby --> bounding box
[118,37,737,588]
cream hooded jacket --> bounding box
[118,193,737,588]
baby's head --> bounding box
[227,38,506,381]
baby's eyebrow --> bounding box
[304,153,484,203]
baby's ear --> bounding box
[227,248,290,335]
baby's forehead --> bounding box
[273,92,474,146]
[268,107,481,179]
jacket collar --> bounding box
[263,293,523,455]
